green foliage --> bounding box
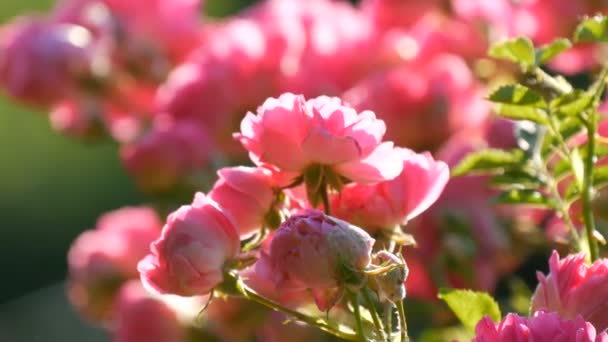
[574,16,608,43]
[438,288,501,333]
[494,189,555,208]
[488,84,548,123]
[489,37,535,68]
[488,85,547,108]
[489,36,573,68]
[451,149,526,176]
[535,39,572,65]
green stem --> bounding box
[362,287,387,342]
[234,275,358,341]
[383,303,393,338]
[396,300,409,342]
[348,291,364,341]
[582,113,600,261]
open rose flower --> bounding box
[138,193,240,297]
[235,93,403,185]
[256,209,374,310]
[473,310,608,342]
[531,251,608,331]
[331,148,449,232]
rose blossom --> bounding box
[331,148,449,232]
[67,207,162,323]
[473,310,608,342]
[120,119,212,194]
[113,281,184,342]
[138,193,240,297]
[531,251,608,331]
[209,166,281,237]
[256,209,374,310]
[236,93,403,184]
[0,16,93,105]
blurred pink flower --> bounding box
[236,93,402,184]
[473,310,608,342]
[120,119,212,194]
[331,148,449,232]
[67,207,162,323]
[344,53,488,151]
[138,193,240,297]
[256,209,374,311]
[113,281,184,342]
[531,251,608,331]
[54,0,202,62]
[0,16,93,105]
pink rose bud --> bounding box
[531,251,608,331]
[67,207,162,323]
[113,281,184,342]
[138,193,240,297]
[331,148,449,232]
[235,93,403,184]
[473,310,608,342]
[256,209,374,310]
[209,166,280,237]
[120,119,212,194]
[0,16,94,105]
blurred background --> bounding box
[0,0,255,340]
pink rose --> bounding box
[236,93,403,184]
[113,281,184,342]
[0,16,93,105]
[473,310,608,342]
[331,148,449,232]
[531,251,608,331]
[209,166,281,237]
[256,209,374,310]
[67,207,162,323]
[120,119,212,194]
[343,53,488,151]
[138,193,240,297]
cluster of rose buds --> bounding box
[5,0,608,340]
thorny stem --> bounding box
[232,274,359,341]
[396,300,409,342]
[348,291,365,341]
[362,287,387,342]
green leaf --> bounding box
[494,189,555,208]
[565,165,608,202]
[488,169,544,190]
[489,37,535,67]
[550,90,594,117]
[495,104,547,124]
[451,149,526,177]
[438,288,501,333]
[574,15,608,43]
[535,38,572,65]
[570,148,585,190]
[488,84,547,108]
[488,85,548,123]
